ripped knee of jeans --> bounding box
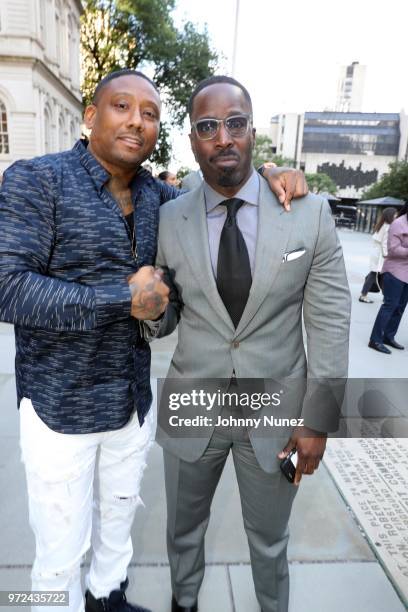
[33,560,79,583]
[112,493,144,509]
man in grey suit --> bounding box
[155,76,351,612]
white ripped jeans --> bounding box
[19,398,153,612]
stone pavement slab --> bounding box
[0,569,30,612]
[230,562,406,612]
[125,565,233,612]
[0,373,34,566]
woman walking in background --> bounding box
[369,203,408,353]
[359,207,397,303]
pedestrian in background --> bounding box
[369,203,408,353]
[359,207,397,302]
[158,170,180,188]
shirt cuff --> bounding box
[94,282,132,327]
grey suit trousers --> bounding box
[164,400,298,612]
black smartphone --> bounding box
[280,448,298,483]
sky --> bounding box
[165,0,408,170]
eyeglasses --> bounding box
[191,114,252,141]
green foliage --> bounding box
[304,172,337,195]
[252,135,294,169]
[81,0,218,165]
[361,161,408,202]
[270,155,296,168]
[252,135,273,168]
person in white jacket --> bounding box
[359,207,397,303]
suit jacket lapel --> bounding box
[177,185,235,330]
[235,179,293,336]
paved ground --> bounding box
[0,229,407,611]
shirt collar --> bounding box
[73,139,150,194]
[204,168,260,213]
[74,139,110,192]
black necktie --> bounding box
[216,198,252,328]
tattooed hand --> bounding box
[128,266,169,320]
[261,165,308,212]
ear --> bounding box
[84,104,97,130]
[189,132,198,162]
[251,126,256,149]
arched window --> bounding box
[44,106,52,153]
[0,100,9,154]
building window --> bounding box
[59,114,65,151]
[70,120,76,145]
[0,100,9,154]
[68,14,76,82]
[44,106,52,153]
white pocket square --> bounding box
[282,248,306,263]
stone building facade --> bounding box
[0,0,83,176]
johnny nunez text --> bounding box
[168,415,305,428]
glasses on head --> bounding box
[191,114,252,141]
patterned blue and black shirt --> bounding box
[0,140,179,433]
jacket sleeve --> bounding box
[0,160,131,331]
[301,199,351,432]
[387,221,408,259]
[154,215,182,338]
[157,181,187,205]
[381,224,389,257]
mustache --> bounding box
[209,150,240,163]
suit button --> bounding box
[233,341,240,349]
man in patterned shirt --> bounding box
[0,69,307,612]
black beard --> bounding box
[216,167,241,187]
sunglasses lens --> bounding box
[195,119,218,140]
[225,116,248,136]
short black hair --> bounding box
[158,171,171,181]
[188,75,252,118]
[92,69,160,104]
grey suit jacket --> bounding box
[181,170,202,191]
[155,178,351,472]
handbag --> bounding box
[364,272,383,293]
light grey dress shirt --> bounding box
[203,168,260,276]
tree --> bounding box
[81,0,218,165]
[252,135,294,169]
[304,172,337,195]
[361,161,408,202]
